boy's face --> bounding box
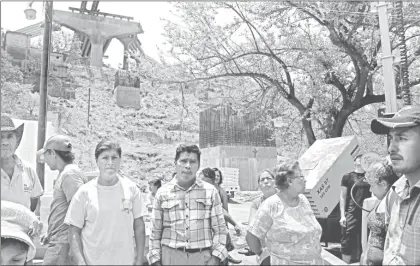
[149,184,159,196]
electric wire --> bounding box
[350,177,375,213]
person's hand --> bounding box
[234,225,242,236]
[40,233,50,246]
[206,256,221,265]
[339,216,347,227]
[360,252,367,265]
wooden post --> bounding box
[36,1,53,189]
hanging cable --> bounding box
[350,177,375,213]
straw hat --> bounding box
[1,200,43,261]
[1,114,25,149]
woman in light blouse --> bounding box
[246,160,323,265]
[360,160,399,266]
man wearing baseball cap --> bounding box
[371,105,420,265]
[37,135,88,265]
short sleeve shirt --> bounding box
[1,155,43,209]
[248,194,323,265]
[64,176,145,265]
[47,164,88,243]
[341,171,370,215]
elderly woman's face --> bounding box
[289,168,306,194]
[96,149,121,179]
[258,171,275,192]
[1,241,28,265]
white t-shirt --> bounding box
[64,176,146,265]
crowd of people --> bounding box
[1,105,419,266]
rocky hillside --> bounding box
[52,65,202,186]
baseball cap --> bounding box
[36,135,73,163]
[371,105,420,135]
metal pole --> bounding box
[87,86,91,126]
[376,2,398,113]
[395,1,411,105]
[36,1,53,189]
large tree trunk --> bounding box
[301,117,316,146]
[330,110,351,138]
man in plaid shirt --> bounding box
[371,106,420,265]
[147,144,228,265]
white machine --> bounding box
[299,136,360,218]
[218,167,240,197]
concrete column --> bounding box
[117,35,135,70]
[90,39,105,67]
[123,43,130,70]
[52,10,144,67]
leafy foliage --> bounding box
[1,51,23,86]
[160,2,420,149]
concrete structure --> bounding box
[200,146,277,191]
[4,31,31,63]
[114,85,143,109]
[52,9,144,66]
[117,35,143,69]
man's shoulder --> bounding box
[343,171,354,178]
[154,182,175,198]
[201,181,218,192]
[15,156,36,173]
[62,164,86,179]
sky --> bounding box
[1,1,173,68]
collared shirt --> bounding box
[1,155,43,209]
[148,177,228,264]
[383,175,420,265]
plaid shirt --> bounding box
[147,177,228,264]
[383,176,420,265]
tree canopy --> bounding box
[159,1,420,146]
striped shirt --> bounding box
[1,155,43,209]
[147,177,228,264]
[383,176,420,265]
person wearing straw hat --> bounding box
[36,134,88,265]
[1,114,43,211]
[370,105,420,265]
[1,200,43,265]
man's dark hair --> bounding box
[213,168,223,185]
[174,144,201,164]
[354,154,363,161]
[53,150,75,163]
[148,178,162,189]
[95,139,122,160]
[202,167,216,181]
